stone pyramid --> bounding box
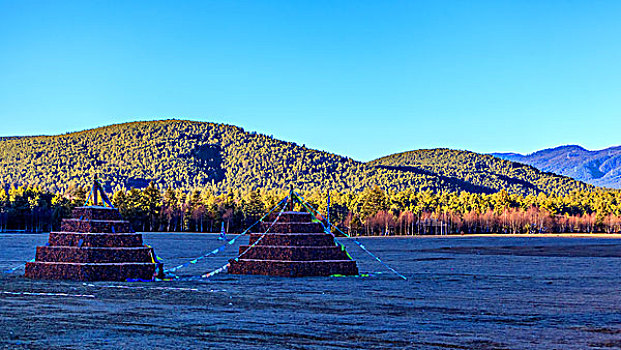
[228,210,359,277]
[25,180,158,281]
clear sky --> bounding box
[1,1,620,161]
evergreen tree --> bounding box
[360,186,388,219]
[142,182,162,231]
[244,190,265,225]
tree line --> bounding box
[2,183,620,235]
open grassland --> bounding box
[1,233,620,349]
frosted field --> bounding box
[1,233,621,349]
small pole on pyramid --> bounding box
[288,184,295,211]
[93,179,99,206]
[327,190,330,229]
[84,176,115,208]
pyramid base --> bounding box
[228,259,359,277]
[25,262,156,281]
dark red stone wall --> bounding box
[25,262,156,281]
[228,260,358,277]
[248,233,335,246]
[60,219,133,233]
[260,221,324,233]
[72,207,123,221]
[36,246,154,263]
[237,245,349,261]
[48,232,144,247]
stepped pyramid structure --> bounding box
[25,180,158,281]
[228,199,359,277]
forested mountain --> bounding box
[493,145,621,189]
[369,148,592,195]
[0,120,591,195]
[0,137,23,141]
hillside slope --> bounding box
[493,145,621,189]
[369,148,593,195]
[0,120,592,195]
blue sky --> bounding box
[1,1,620,161]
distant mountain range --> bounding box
[0,120,592,196]
[493,145,621,189]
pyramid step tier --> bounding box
[35,246,154,263]
[49,232,144,247]
[25,262,156,281]
[238,245,350,261]
[260,221,324,233]
[248,233,335,246]
[61,219,134,233]
[72,206,123,221]
[267,212,314,223]
[228,259,359,277]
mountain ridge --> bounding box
[0,120,592,195]
[492,145,621,189]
